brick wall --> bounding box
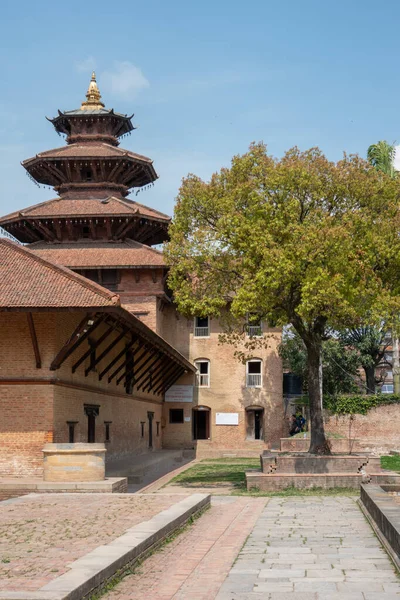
[324,405,400,450]
[0,311,164,477]
[161,307,285,452]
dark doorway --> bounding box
[193,407,210,440]
[84,405,100,443]
[246,408,264,441]
[147,411,154,449]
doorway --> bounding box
[193,407,210,440]
[246,408,264,440]
[84,404,100,443]
[147,411,154,449]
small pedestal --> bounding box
[43,443,106,482]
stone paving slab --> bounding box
[216,497,400,599]
[101,496,267,600]
[0,492,191,592]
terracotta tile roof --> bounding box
[0,196,171,223]
[0,239,120,308]
[30,239,166,268]
[22,143,153,163]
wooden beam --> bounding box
[53,220,62,241]
[108,339,147,383]
[33,220,56,242]
[98,336,138,380]
[89,219,96,240]
[156,366,184,395]
[72,322,117,374]
[114,217,136,240]
[45,161,67,183]
[106,218,112,240]
[84,327,129,377]
[153,363,183,395]
[20,224,41,242]
[134,351,164,390]
[50,314,103,371]
[114,344,153,386]
[142,355,170,392]
[27,313,41,369]
[163,368,185,393]
[149,358,177,392]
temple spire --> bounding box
[81,72,105,110]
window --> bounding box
[67,421,78,443]
[104,421,112,443]
[246,360,262,388]
[194,360,210,387]
[140,421,145,437]
[156,421,160,436]
[246,313,262,337]
[194,316,209,337]
[169,408,184,424]
[381,384,394,394]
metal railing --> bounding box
[246,373,262,387]
[246,325,262,337]
[197,373,210,387]
[194,326,209,337]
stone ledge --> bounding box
[0,493,211,600]
[0,477,127,500]
[358,484,400,570]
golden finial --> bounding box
[81,71,105,110]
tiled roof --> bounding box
[0,239,120,308]
[30,239,166,268]
[22,143,153,163]
[0,196,171,223]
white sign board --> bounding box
[184,416,191,422]
[165,385,194,403]
[216,412,239,425]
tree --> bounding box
[166,144,400,454]
[280,328,360,397]
[367,140,400,395]
[339,326,391,394]
[367,141,397,179]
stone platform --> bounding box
[0,477,127,501]
[246,451,400,491]
[280,436,362,453]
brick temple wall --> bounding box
[0,312,163,477]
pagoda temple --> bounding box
[0,73,172,323]
[0,74,285,478]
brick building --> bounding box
[0,74,284,474]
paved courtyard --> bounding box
[104,496,400,600]
[0,492,185,591]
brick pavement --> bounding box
[103,496,267,600]
[0,492,184,591]
[217,496,400,599]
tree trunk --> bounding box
[364,366,375,395]
[306,339,331,454]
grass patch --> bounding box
[167,459,259,489]
[381,455,400,472]
[237,486,359,497]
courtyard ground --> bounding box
[0,493,186,592]
[102,495,400,600]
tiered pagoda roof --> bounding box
[0,73,167,247]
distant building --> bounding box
[0,74,284,475]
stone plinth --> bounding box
[246,451,395,491]
[43,443,106,482]
[261,452,383,474]
[280,437,361,453]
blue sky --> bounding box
[1,0,400,219]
